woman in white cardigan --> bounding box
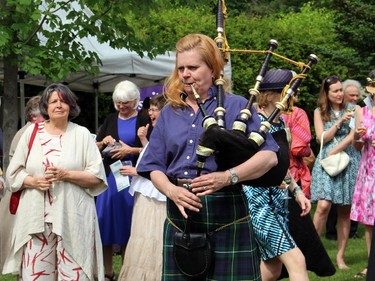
[4,84,107,280]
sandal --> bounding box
[105,273,116,281]
[354,268,367,279]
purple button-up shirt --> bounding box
[137,86,279,180]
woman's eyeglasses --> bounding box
[148,108,160,113]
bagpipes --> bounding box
[195,0,319,187]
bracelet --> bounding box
[292,185,302,199]
[335,123,341,129]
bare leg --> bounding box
[260,258,282,281]
[365,225,373,256]
[278,248,309,281]
[336,205,350,269]
[313,200,332,236]
[354,225,374,276]
[103,245,114,279]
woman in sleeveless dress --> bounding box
[310,75,361,270]
[351,70,375,279]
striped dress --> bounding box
[243,114,296,260]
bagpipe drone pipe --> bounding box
[194,0,319,187]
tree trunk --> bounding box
[2,54,19,172]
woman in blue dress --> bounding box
[311,75,361,270]
[95,80,151,281]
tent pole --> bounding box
[94,82,99,133]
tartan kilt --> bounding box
[162,190,261,281]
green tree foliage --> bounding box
[0,0,167,169]
[124,6,216,53]
[333,0,375,81]
[224,4,356,113]
[1,0,374,169]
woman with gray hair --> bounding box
[342,79,362,105]
[4,83,107,280]
[95,80,151,281]
[1,95,44,274]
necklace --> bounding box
[332,109,340,119]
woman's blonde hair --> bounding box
[163,34,227,108]
[256,90,276,109]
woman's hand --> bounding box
[337,112,354,127]
[168,185,202,218]
[45,166,66,183]
[111,140,133,159]
[119,166,137,177]
[278,180,287,190]
[137,124,149,146]
[31,176,53,191]
[354,127,367,141]
[44,166,103,189]
[190,171,229,196]
[295,190,311,216]
[149,170,202,218]
[97,135,115,150]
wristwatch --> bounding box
[228,168,239,185]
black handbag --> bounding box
[173,213,213,278]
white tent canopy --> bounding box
[0,35,232,131]
[6,38,176,93]
[0,35,232,93]
[0,0,231,93]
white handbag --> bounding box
[318,131,350,177]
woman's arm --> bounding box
[328,130,355,156]
[45,166,104,189]
[352,107,366,151]
[190,150,277,195]
[150,170,202,218]
[230,150,277,182]
[289,109,312,157]
[314,108,353,146]
[137,124,150,148]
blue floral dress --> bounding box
[311,107,361,205]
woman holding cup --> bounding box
[350,70,375,278]
[310,75,361,270]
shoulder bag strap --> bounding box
[26,123,39,163]
[319,131,326,160]
[319,130,339,161]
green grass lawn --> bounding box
[0,212,369,281]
